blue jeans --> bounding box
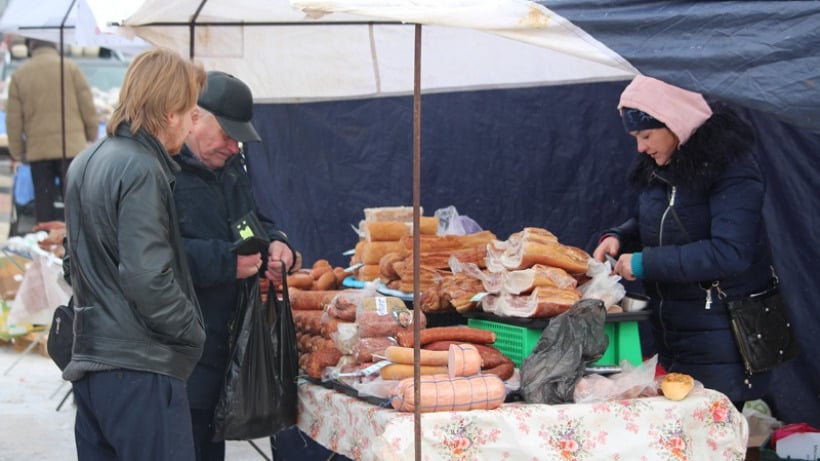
[73,370,195,461]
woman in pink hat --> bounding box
[593,75,780,410]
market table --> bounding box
[297,380,748,460]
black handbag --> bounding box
[47,297,74,371]
[727,282,799,376]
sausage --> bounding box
[287,271,314,290]
[303,348,343,379]
[384,346,449,366]
[423,341,508,369]
[390,373,506,412]
[293,310,323,335]
[313,270,338,291]
[379,364,449,380]
[448,343,482,378]
[289,289,338,310]
[482,360,515,381]
[353,337,394,363]
[396,326,496,348]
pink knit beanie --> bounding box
[618,75,712,145]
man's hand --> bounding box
[236,253,263,279]
[264,240,294,285]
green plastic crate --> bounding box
[467,317,643,368]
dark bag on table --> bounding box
[47,297,74,371]
[212,263,298,441]
[727,279,799,375]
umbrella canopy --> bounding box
[85,0,636,102]
[0,0,148,54]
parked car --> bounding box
[0,43,128,158]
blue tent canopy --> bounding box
[247,1,820,426]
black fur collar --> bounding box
[628,104,754,192]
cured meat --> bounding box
[355,296,426,338]
[324,291,363,322]
[502,264,577,294]
[303,348,343,379]
[496,240,591,274]
[355,264,381,282]
[423,341,508,369]
[293,310,324,336]
[480,286,580,318]
[390,373,506,412]
[398,231,496,253]
[378,252,405,281]
[365,221,411,242]
[353,337,395,363]
[290,289,339,310]
[439,272,484,313]
[418,216,439,235]
[360,241,404,265]
[396,326,496,348]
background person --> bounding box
[592,75,776,409]
[5,38,98,223]
[63,48,206,461]
[173,70,295,461]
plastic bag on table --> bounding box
[573,355,659,403]
[519,299,609,404]
[434,205,482,236]
[212,268,298,441]
[577,259,625,309]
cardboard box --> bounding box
[12,330,49,358]
[0,255,28,301]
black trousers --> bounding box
[190,407,226,461]
[29,158,70,223]
[271,427,353,461]
[73,370,196,461]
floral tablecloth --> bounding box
[297,381,748,461]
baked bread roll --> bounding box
[660,372,695,401]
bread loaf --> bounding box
[660,372,695,401]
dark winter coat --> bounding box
[64,123,205,382]
[607,105,774,402]
[173,147,292,409]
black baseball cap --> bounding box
[198,71,261,143]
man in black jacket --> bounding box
[173,71,295,461]
[63,48,206,461]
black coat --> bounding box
[174,147,291,409]
[64,124,205,382]
[608,105,774,402]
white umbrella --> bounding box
[85,0,636,102]
[0,0,148,54]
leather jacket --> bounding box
[64,123,205,381]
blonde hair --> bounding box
[107,48,205,138]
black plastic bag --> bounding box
[519,299,609,404]
[212,270,298,441]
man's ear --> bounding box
[190,107,202,123]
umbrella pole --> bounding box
[412,23,422,461]
[59,1,76,213]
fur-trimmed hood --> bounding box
[628,103,755,192]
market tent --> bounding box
[0,0,147,53]
[84,0,820,428]
[84,0,637,99]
